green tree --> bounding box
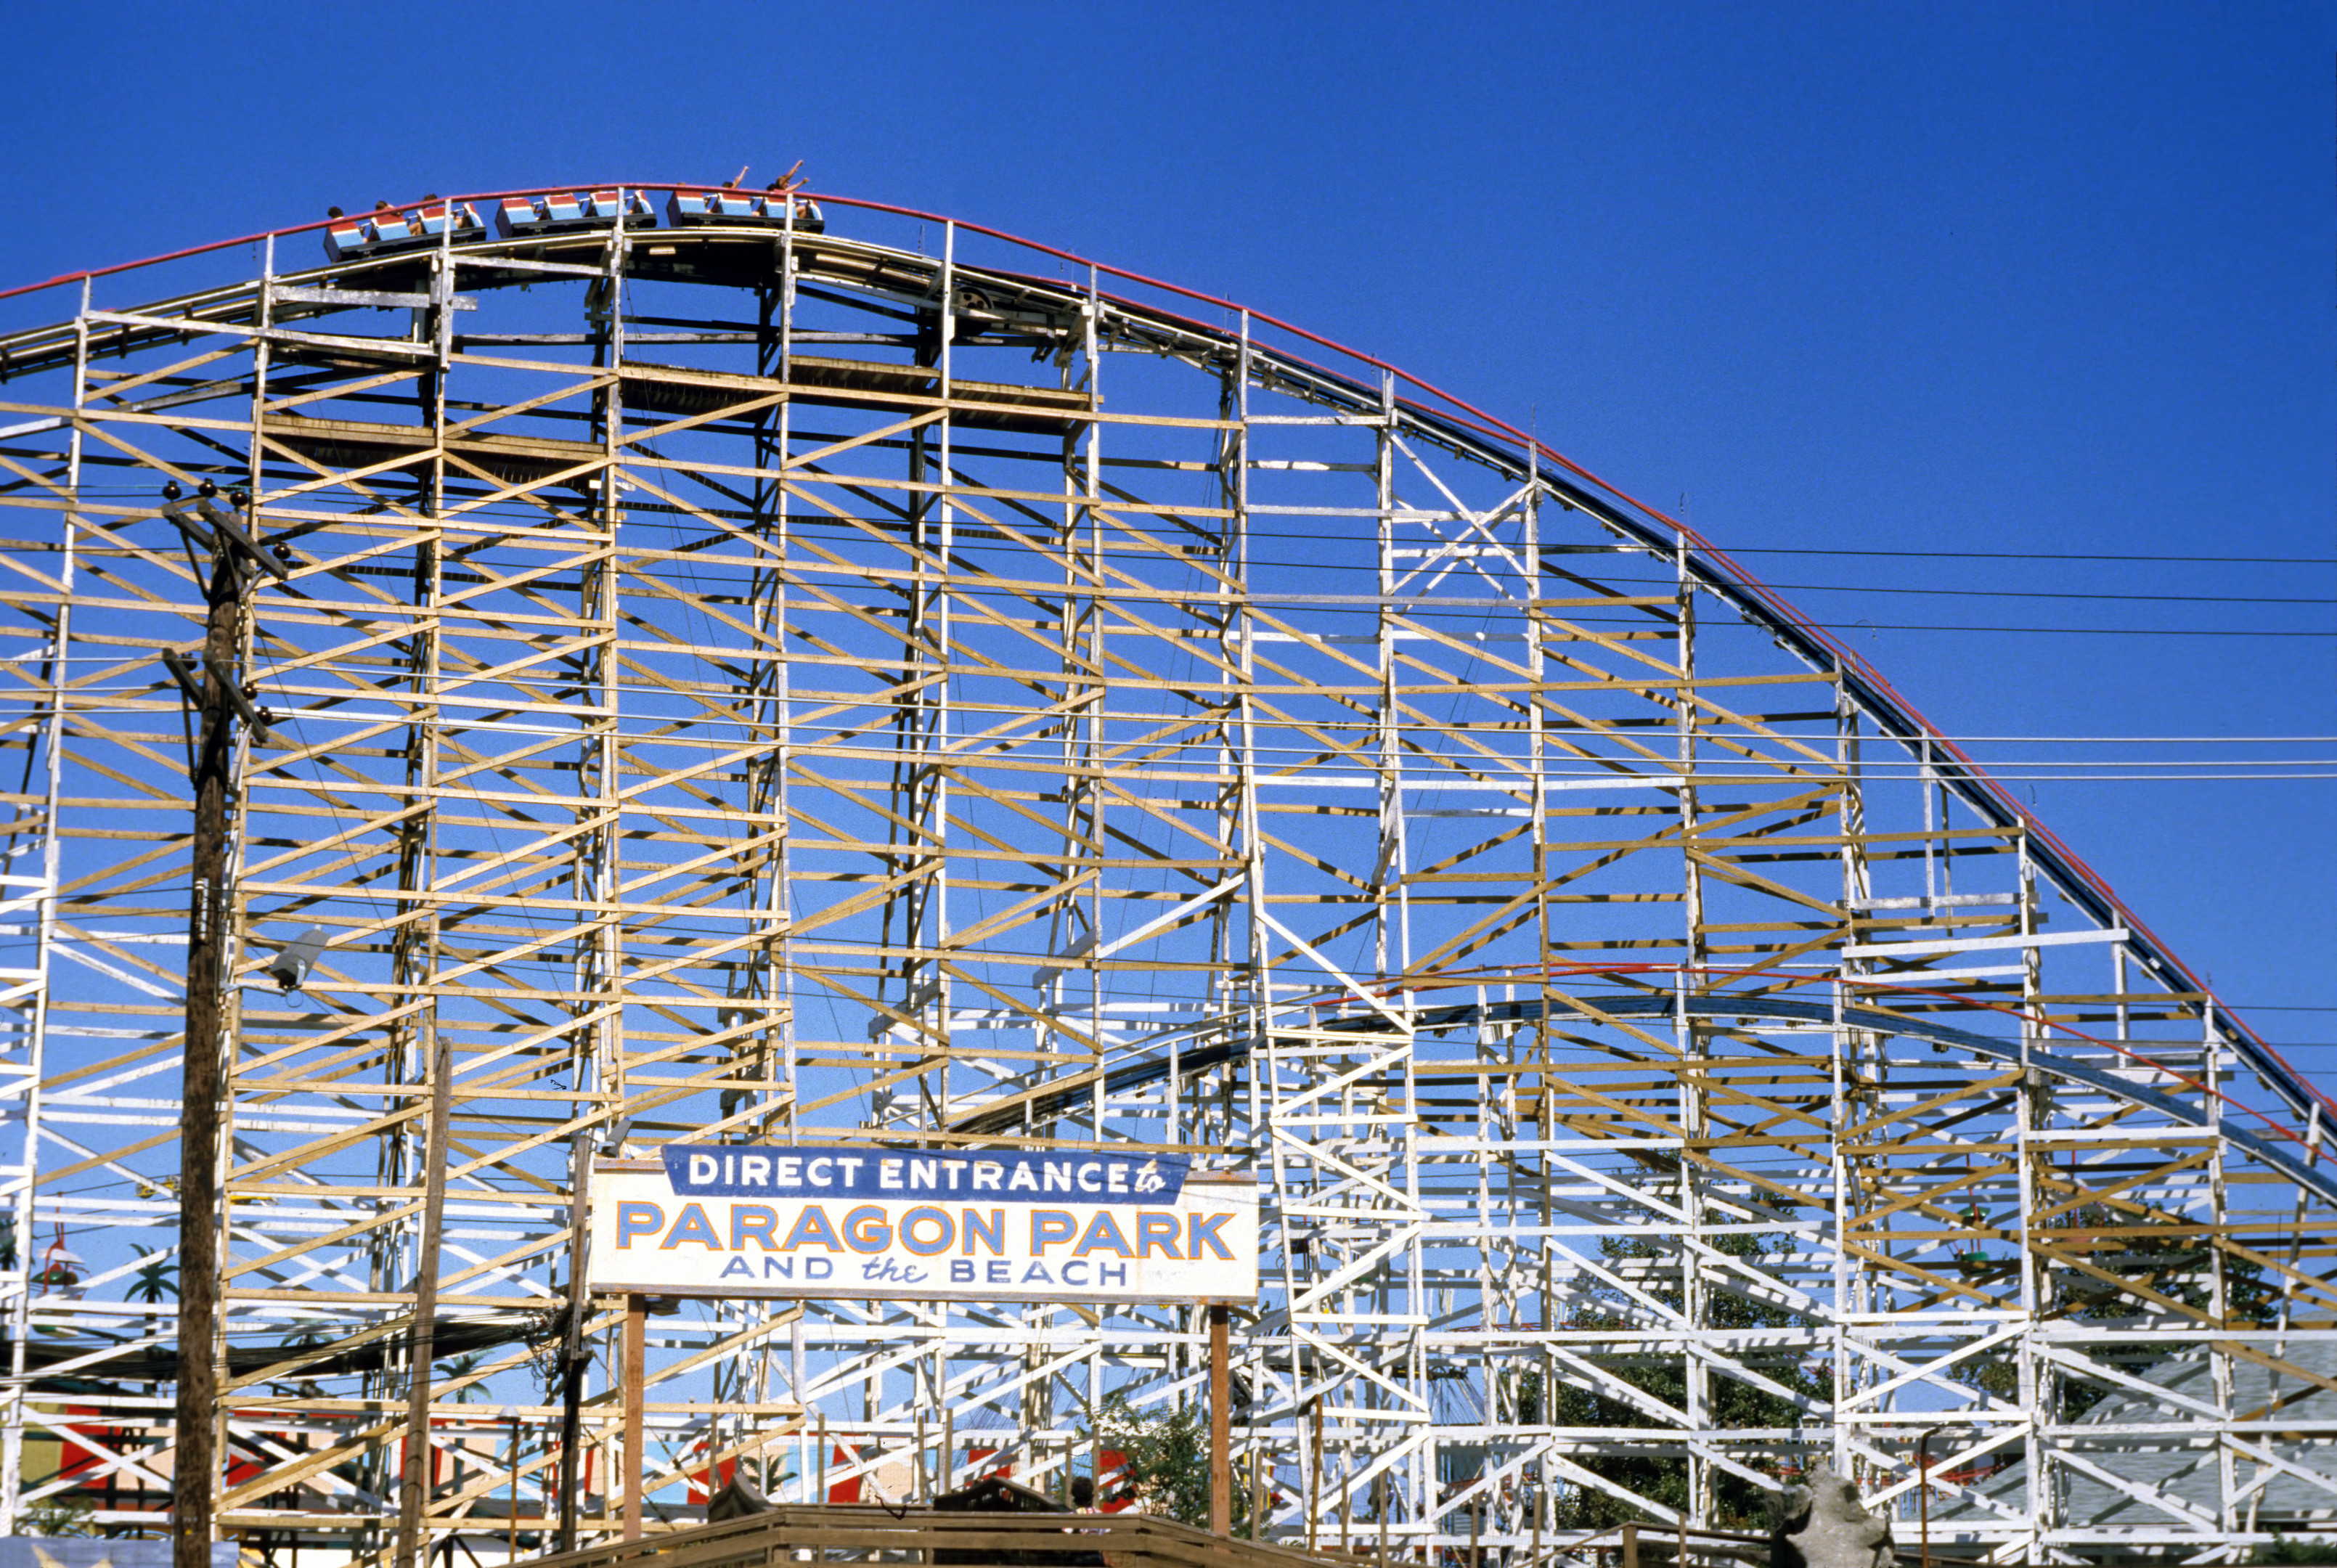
[128,1246,176,1305]
[445,1352,486,1402]
[21,1496,97,1537]
[1546,1230,1827,1533]
[2248,1533,2328,1564]
[1954,1199,2272,1422]
[1088,1390,1255,1535]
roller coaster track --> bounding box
[0,187,2325,1566]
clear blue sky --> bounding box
[3,1,2331,1045]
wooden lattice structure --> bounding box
[0,187,2328,1565]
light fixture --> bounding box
[266,926,330,992]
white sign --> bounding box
[586,1146,1257,1304]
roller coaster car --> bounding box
[494,190,656,240]
[322,203,486,263]
[665,189,825,234]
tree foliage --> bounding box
[1546,1230,1826,1533]
[1089,1391,1255,1535]
[21,1496,96,1537]
[1953,1199,2271,1421]
[129,1246,176,1304]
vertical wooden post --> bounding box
[554,1158,591,1553]
[175,541,244,1568]
[622,1296,645,1541]
[395,1025,453,1568]
[1308,1397,1322,1554]
[507,1413,521,1562]
[1208,1304,1231,1536]
[1917,1429,1933,1568]
[554,1346,584,1552]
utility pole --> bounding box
[554,1167,590,1554]
[158,481,285,1568]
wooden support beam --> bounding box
[623,1295,646,1543]
[1210,1302,1231,1538]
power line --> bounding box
[1857,737,2337,743]
[1585,576,2332,607]
[29,492,2337,568]
[1696,546,2336,568]
[38,679,2337,750]
[1766,623,2330,638]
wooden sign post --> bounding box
[622,1295,646,1541]
[1208,1303,1231,1536]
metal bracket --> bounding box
[157,647,202,779]
[195,497,291,582]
